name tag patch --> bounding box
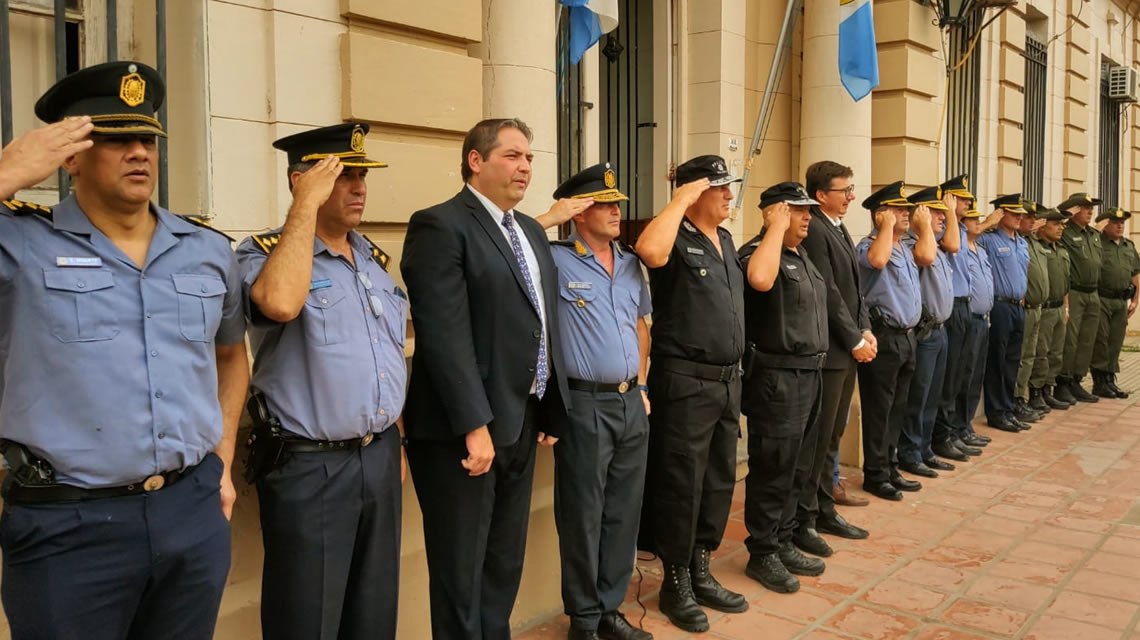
[785,264,798,270]
[567,281,592,290]
[998,247,1011,254]
[686,247,705,255]
[55,256,103,268]
[310,279,333,290]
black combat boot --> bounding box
[1070,376,1100,403]
[1053,378,1077,404]
[1028,387,1051,413]
[1092,370,1117,399]
[1042,384,1071,409]
[745,553,799,593]
[690,546,748,613]
[1107,373,1130,399]
[1014,398,1042,423]
[658,564,709,632]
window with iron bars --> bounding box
[1099,61,1122,210]
[1022,37,1047,203]
[945,10,982,187]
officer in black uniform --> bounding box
[738,182,831,594]
[636,155,747,633]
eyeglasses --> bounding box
[357,271,384,319]
[825,186,856,196]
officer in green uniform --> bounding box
[1015,202,1049,418]
[1090,207,1140,399]
[1027,207,1072,412]
[1056,192,1102,404]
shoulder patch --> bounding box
[2,199,53,219]
[361,234,392,272]
[252,231,281,254]
[550,239,576,248]
[179,215,236,243]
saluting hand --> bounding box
[911,205,932,230]
[462,425,496,476]
[982,210,1003,228]
[0,117,94,196]
[942,192,956,214]
[673,178,711,209]
[291,155,343,209]
[1032,218,1047,232]
[874,209,897,231]
[540,197,595,227]
[763,201,791,233]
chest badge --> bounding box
[310,278,333,291]
[55,256,103,268]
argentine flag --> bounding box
[560,0,620,64]
[838,0,880,101]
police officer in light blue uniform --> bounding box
[236,123,407,640]
[898,187,956,479]
[543,163,654,640]
[976,194,1031,433]
[0,61,249,640]
[957,207,995,442]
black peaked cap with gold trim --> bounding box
[273,123,387,168]
[961,206,983,219]
[553,162,628,202]
[1096,207,1131,223]
[862,181,914,211]
[939,174,975,201]
[991,193,1026,214]
[908,186,948,211]
[35,61,166,137]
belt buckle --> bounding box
[142,475,165,492]
[617,381,630,393]
[361,433,374,448]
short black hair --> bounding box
[805,160,853,201]
[460,118,533,182]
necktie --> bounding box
[502,212,548,399]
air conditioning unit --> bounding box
[1108,65,1139,103]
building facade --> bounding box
[2,0,1139,636]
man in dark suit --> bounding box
[400,118,570,640]
[796,161,875,544]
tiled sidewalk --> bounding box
[517,352,1140,640]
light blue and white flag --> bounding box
[838,0,879,101]
[560,0,620,64]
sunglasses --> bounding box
[357,271,384,319]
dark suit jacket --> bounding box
[400,186,570,446]
[800,206,870,370]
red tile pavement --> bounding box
[513,353,1140,639]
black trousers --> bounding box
[899,327,948,464]
[1,454,230,640]
[742,368,822,556]
[258,430,402,640]
[933,299,970,444]
[640,367,740,567]
[858,330,917,485]
[964,316,989,434]
[815,361,858,520]
[408,398,540,640]
[554,387,649,631]
[984,301,1024,421]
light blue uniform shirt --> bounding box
[976,229,1029,300]
[903,232,954,323]
[237,230,406,441]
[551,233,651,384]
[947,226,970,298]
[0,195,246,488]
[967,243,995,316]
[856,232,923,329]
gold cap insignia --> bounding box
[604,169,616,189]
[120,73,146,108]
[574,240,588,256]
[350,126,366,154]
[898,186,908,198]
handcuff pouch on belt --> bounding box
[243,392,288,484]
[913,306,936,343]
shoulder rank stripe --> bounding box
[2,199,53,219]
[252,232,281,255]
[550,239,576,247]
[362,234,392,272]
[179,215,236,242]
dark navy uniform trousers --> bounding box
[899,326,948,464]
[1,453,230,640]
[933,299,971,445]
[984,301,1024,421]
[257,430,401,640]
[554,387,649,631]
[858,330,917,485]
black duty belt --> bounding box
[281,431,387,453]
[2,462,199,504]
[954,296,970,305]
[870,321,912,336]
[568,376,639,394]
[750,351,826,371]
[1099,288,1132,300]
[995,296,1023,306]
[1024,301,1043,310]
[1071,284,1097,294]
[971,312,988,320]
[1044,299,1064,309]
[656,357,739,382]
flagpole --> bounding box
[732,0,802,218]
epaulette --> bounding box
[180,215,236,243]
[550,239,575,247]
[361,234,392,272]
[251,231,281,254]
[1,199,53,219]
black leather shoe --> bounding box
[924,457,955,471]
[863,481,903,501]
[779,543,826,576]
[899,460,938,478]
[951,438,983,456]
[745,553,799,593]
[598,611,652,640]
[569,629,602,640]
[689,546,748,613]
[967,431,992,443]
[1070,378,1099,403]
[817,513,869,539]
[658,564,709,632]
[792,527,833,557]
[986,416,1021,433]
[1042,385,1072,409]
[890,474,922,492]
[1014,400,1041,423]
[932,440,969,461]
